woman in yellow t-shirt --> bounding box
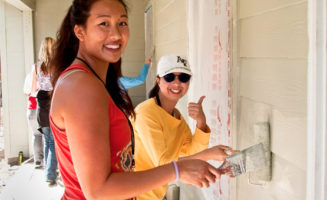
[133,54,232,200]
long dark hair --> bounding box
[50,0,135,118]
[148,78,160,98]
[107,59,135,118]
[114,58,123,77]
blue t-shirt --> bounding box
[119,64,150,90]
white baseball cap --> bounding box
[157,54,193,77]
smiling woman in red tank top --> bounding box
[49,0,223,199]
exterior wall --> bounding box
[153,0,188,57]
[235,0,308,199]
[33,0,71,56]
[0,1,31,160]
[121,0,147,106]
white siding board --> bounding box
[157,0,176,14]
[239,0,306,19]
[156,21,186,48]
[128,31,146,43]
[34,0,71,54]
[237,154,305,200]
[240,58,307,114]
[237,97,306,200]
[238,97,272,150]
[240,2,307,58]
[271,109,306,170]
[154,0,187,59]
[122,50,146,62]
[121,61,147,75]
[157,0,186,29]
[156,39,187,56]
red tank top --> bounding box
[50,64,133,200]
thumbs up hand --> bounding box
[197,96,206,105]
[188,96,207,131]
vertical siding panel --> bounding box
[236,0,308,199]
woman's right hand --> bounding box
[204,145,233,161]
[177,159,220,188]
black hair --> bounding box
[148,77,160,98]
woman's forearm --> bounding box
[31,68,38,93]
[90,158,221,200]
[179,149,210,162]
[179,145,231,163]
[87,163,175,200]
[196,121,209,133]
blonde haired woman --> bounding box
[32,37,57,186]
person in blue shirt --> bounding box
[113,58,151,90]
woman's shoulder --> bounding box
[54,67,106,103]
[51,77,109,133]
[133,98,163,126]
[135,98,158,114]
[51,67,108,122]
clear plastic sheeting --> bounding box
[187,0,231,199]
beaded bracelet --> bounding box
[172,161,179,181]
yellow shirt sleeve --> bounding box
[179,125,211,156]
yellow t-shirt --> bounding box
[133,98,210,200]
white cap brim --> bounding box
[158,67,192,77]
